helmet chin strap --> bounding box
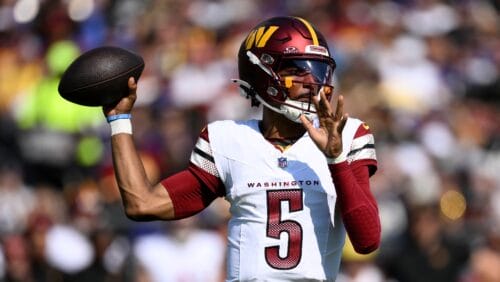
[256,94,316,123]
[279,99,317,123]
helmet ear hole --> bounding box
[261,53,275,64]
[267,87,278,97]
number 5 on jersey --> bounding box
[265,189,304,269]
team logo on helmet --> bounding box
[245,26,279,50]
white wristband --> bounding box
[110,118,132,136]
[326,151,347,164]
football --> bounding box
[58,46,145,106]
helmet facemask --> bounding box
[273,57,335,122]
[235,51,335,122]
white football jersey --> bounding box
[190,118,376,282]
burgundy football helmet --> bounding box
[234,16,336,122]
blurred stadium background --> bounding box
[0,0,498,281]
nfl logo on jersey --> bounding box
[278,157,288,168]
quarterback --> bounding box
[104,16,381,281]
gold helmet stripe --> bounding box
[296,17,319,46]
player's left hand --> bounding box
[300,89,348,159]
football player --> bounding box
[104,16,381,281]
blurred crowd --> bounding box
[0,0,498,281]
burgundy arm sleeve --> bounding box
[160,165,224,219]
[329,161,381,254]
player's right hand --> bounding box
[103,77,137,117]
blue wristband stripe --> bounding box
[106,114,131,123]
